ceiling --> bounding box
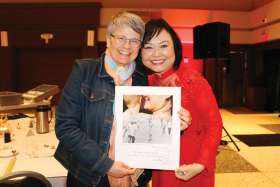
[94,0,274,11]
[0,0,275,11]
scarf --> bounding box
[106,54,140,187]
[105,55,135,86]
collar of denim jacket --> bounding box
[98,53,112,79]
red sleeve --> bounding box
[190,77,223,172]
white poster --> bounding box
[115,86,181,170]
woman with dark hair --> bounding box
[140,18,222,187]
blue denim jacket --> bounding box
[54,55,148,186]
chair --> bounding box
[0,171,52,187]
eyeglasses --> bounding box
[110,34,141,48]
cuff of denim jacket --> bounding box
[93,154,114,176]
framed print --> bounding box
[114,86,181,170]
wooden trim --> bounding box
[0,2,101,8]
[0,3,101,26]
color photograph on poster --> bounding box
[114,86,181,170]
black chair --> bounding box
[0,171,52,187]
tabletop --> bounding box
[0,116,67,187]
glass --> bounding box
[0,113,16,158]
[111,34,141,48]
[25,132,55,158]
[0,113,8,127]
[0,113,9,142]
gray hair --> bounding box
[106,12,145,41]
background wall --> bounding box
[97,0,280,44]
[0,1,279,110]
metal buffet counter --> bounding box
[0,116,67,187]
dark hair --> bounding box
[141,18,182,70]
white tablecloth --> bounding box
[0,117,67,187]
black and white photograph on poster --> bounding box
[122,95,173,144]
[115,86,181,170]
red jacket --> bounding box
[149,65,222,187]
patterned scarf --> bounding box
[105,54,139,187]
[105,54,135,86]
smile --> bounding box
[118,50,131,56]
[151,60,165,65]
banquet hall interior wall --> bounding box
[0,1,280,112]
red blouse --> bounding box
[149,65,222,187]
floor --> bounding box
[215,108,280,187]
[5,107,278,187]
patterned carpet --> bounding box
[224,107,268,114]
[215,145,259,173]
[233,134,280,146]
[259,124,280,133]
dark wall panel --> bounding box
[15,48,80,91]
[0,3,101,95]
